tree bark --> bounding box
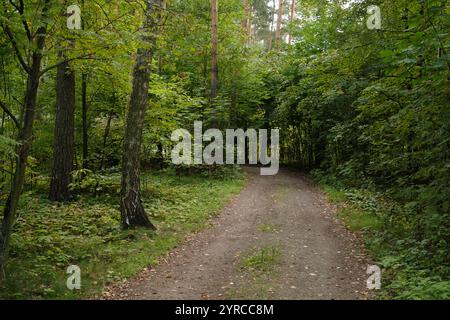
[268,0,276,50]
[82,73,88,169]
[242,0,252,43]
[0,1,49,281]
[120,0,160,229]
[275,0,284,45]
[210,0,219,99]
[100,110,114,170]
[157,142,164,170]
[81,0,89,170]
[288,0,295,44]
[49,57,75,202]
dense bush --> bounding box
[271,0,449,298]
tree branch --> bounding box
[1,25,30,74]
[21,20,32,41]
[8,0,32,41]
[0,168,15,176]
[8,0,21,13]
[0,99,19,129]
[39,54,96,76]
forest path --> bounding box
[105,167,371,300]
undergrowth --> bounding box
[312,170,450,300]
[0,167,245,299]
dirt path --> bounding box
[105,167,371,300]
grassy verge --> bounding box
[313,171,450,300]
[321,185,382,232]
[0,167,246,299]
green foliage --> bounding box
[269,0,450,299]
[0,169,245,299]
[241,245,281,272]
[1,0,448,300]
[315,172,450,300]
[0,135,17,158]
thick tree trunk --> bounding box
[210,0,219,99]
[49,58,75,202]
[120,0,159,229]
[0,17,48,280]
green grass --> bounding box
[227,245,282,299]
[258,223,280,233]
[319,183,381,232]
[226,277,279,300]
[338,206,382,231]
[240,245,281,272]
[321,185,346,202]
[0,168,246,299]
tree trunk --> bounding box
[275,0,284,45]
[210,0,219,99]
[49,57,75,202]
[81,72,88,168]
[100,110,114,170]
[81,0,89,169]
[120,0,159,229]
[268,0,276,50]
[0,7,49,280]
[157,142,164,170]
[0,110,5,189]
[288,0,295,44]
[242,0,252,43]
